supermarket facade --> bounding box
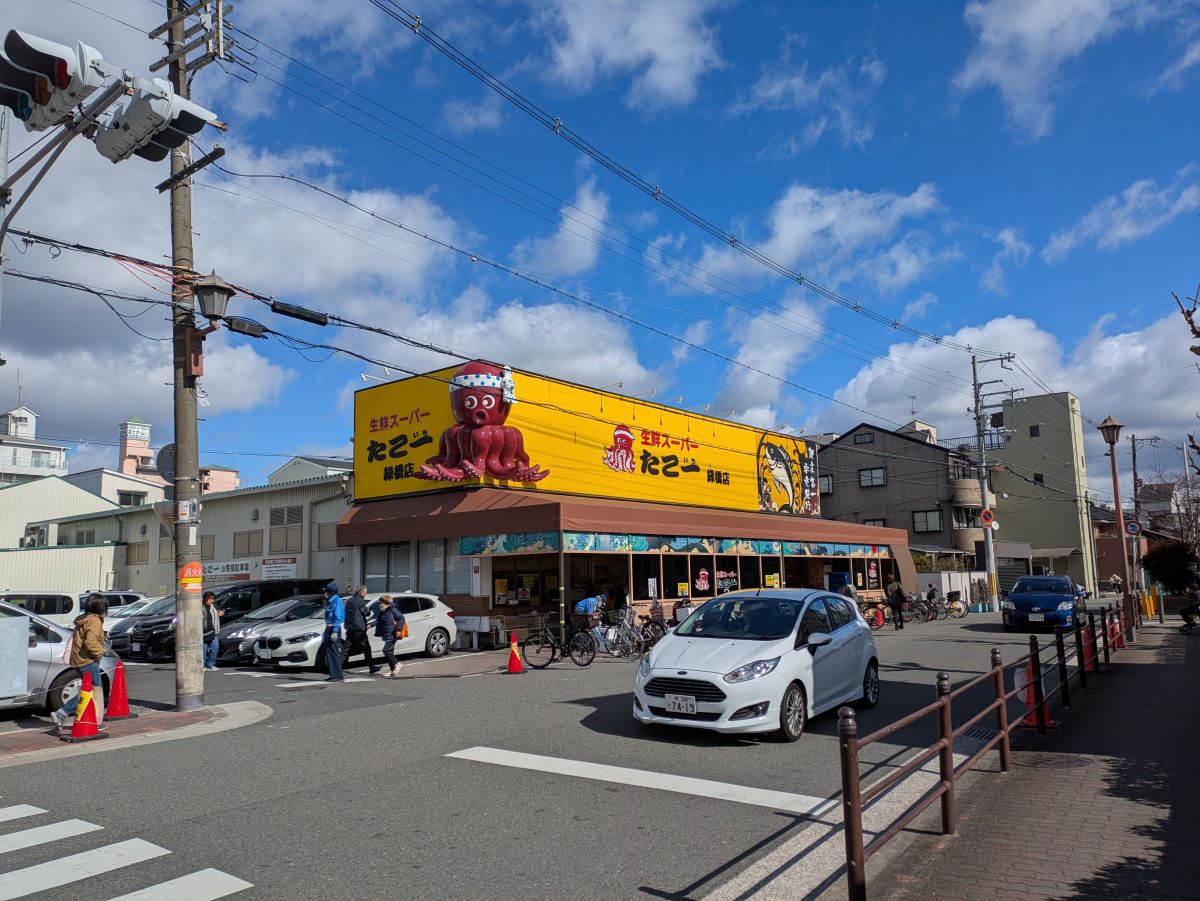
[337,361,916,619]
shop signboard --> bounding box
[262,557,298,580]
[354,361,820,516]
[203,561,252,583]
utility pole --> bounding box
[972,355,999,611]
[0,108,8,365]
[166,0,203,711]
[1184,441,1196,550]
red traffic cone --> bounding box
[60,671,108,743]
[1082,625,1098,673]
[1015,657,1058,730]
[1114,611,1127,649]
[506,631,523,675]
[105,660,138,720]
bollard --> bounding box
[1054,627,1071,708]
[1088,611,1103,673]
[990,648,1011,772]
[936,673,956,834]
[1100,608,1111,665]
[1029,635,1047,735]
[838,707,867,901]
[1073,616,1088,689]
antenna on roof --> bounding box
[907,394,918,417]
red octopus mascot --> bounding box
[416,360,550,483]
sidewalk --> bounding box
[873,621,1200,900]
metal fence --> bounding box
[836,603,1133,901]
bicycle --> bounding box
[859,601,887,631]
[520,614,595,668]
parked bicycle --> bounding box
[520,613,595,668]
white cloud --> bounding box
[902,293,938,320]
[1042,166,1200,262]
[512,178,610,277]
[535,0,723,108]
[1156,38,1200,90]
[954,0,1151,138]
[440,93,504,136]
[732,47,887,152]
[981,227,1032,295]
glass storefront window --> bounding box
[739,556,761,590]
[632,555,660,600]
[662,556,689,599]
[363,542,411,593]
[714,556,739,594]
[690,556,715,598]
[762,556,782,589]
[446,553,472,595]
[418,539,444,594]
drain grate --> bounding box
[1014,752,1094,769]
[960,727,998,742]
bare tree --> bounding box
[1175,285,1200,484]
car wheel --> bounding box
[426,628,450,658]
[46,671,80,713]
[775,682,807,742]
[857,660,880,709]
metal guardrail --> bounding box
[836,602,1133,900]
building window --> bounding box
[31,450,54,469]
[269,506,303,554]
[1029,425,1040,438]
[953,507,981,528]
[853,431,875,445]
[859,467,886,487]
[418,539,444,594]
[863,519,886,527]
[1033,473,1044,485]
[74,529,96,545]
[233,530,263,557]
[117,491,147,506]
[158,540,173,563]
[363,542,411,593]
[200,535,215,560]
[950,459,972,480]
[819,474,833,495]
[317,523,344,550]
[127,541,149,565]
[913,510,943,533]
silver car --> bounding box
[1,600,119,713]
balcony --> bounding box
[953,527,984,554]
[950,479,983,507]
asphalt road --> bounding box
[3,616,1048,900]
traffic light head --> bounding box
[0,30,104,130]
[94,77,217,164]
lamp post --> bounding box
[1097,415,1135,643]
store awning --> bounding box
[338,486,909,548]
[909,544,966,555]
[1032,547,1079,558]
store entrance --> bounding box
[566,554,629,607]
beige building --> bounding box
[991,392,1097,595]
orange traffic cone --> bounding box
[1081,625,1098,673]
[1113,612,1126,650]
[1015,657,1058,730]
[60,671,108,743]
[506,631,523,675]
[105,660,138,720]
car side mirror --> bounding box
[1000,590,1010,601]
[28,634,38,648]
[807,632,832,650]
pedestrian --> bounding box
[925,582,937,603]
[1179,582,1200,634]
[1109,573,1122,595]
[322,581,345,682]
[374,594,406,677]
[885,576,906,631]
[55,592,108,730]
[839,583,860,602]
[202,590,222,670]
[344,585,379,674]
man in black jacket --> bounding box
[344,585,380,674]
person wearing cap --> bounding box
[322,582,345,682]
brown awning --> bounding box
[338,486,908,549]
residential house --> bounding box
[0,407,67,485]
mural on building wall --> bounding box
[780,541,890,558]
[757,436,819,516]
[458,531,560,556]
[416,361,550,483]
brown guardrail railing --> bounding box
[836,602,1133,900]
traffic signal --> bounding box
[0,30,104,130]
[94,77,217,163]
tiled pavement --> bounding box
[873,621,1200,900]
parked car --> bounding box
[108,594,176,656]
[79,590,146,618]
[633,589,879,742]
[216,594,325,665]
[125,579,330,662]
[253,592,457,669]
[0,599,118,713]
[103,596,164,637]
[0,591,79,628]
[1002,576,1081,631]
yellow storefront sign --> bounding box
[354,361,819,517]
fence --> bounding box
[836,602,1133,901]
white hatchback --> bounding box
[253,592,457,669]
[633,589,880,741]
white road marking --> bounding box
[106,867,253,900]
[446,746,832,816]
[0,806,43,824]
[0,819,101,854]
[0,838,169,900]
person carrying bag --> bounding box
[374,595,406,678]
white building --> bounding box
[268,456,352,485]
[0,408,68,485]
[63,469,168,508]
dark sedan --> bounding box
[108,595,176,656]
[216,594,324,665]
[1002,576,1082,631]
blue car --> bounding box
[1002,576,1082,631]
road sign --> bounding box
[980,508,995,525]
[1125,521,1143,536]
[179,561,202,593]
[990,521,1000,532]
[155,442,176,482]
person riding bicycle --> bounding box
[839,584,860,602]
[574,592,608,644]
[1179,583,1200,634]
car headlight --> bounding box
[638,655,651,678]
[1002,601,1015,611]
[1057,600,1075,611]
[723,657,781,684]
[288,632,321,644]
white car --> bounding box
[253,592,457,669]
[633,589,879,741]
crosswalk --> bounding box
[0,803,251,900]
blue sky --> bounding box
[3,0,1198,499]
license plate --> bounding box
[1028,614,1044,622]
[665,693,697,714]
[131,642,142,651]
[255,647,271,660]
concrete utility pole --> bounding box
[1184,441,1196,549]
[0,108,8,364]
[167,0,203,711]
[972,355,999,611]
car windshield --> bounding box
[244,599,298,621]
[1012,579,1072,595]
[139,595,176,615]
[112,600,152,618]
[675,596,802,641]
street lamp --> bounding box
[192,270,234,320]
[1097,415,1136,643]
